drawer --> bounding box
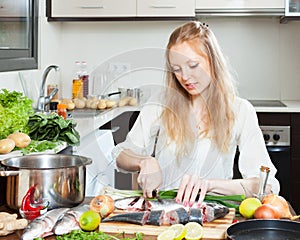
[137,0,195,17]
[196,0,284,9]
[51,0,136,17]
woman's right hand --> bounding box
[137,156,162,198]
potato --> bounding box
[73,98,85,109]
[60,98,73,104]
[106,100,116,108]
[89,101,98,109]
[7,132,31,148]
[129,97,138,106]
[97,99,106,110]
[0,139,15,154]
[66,102,75,111]
[118,97,131,107]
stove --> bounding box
[248,100,287,107]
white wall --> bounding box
[1,0,300,102]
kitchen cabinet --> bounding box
[100,111,140,190]
[50,0,136,18]
[46,0,195,21]
[0,0,27,17]
[137,0,195,17]
[196,0,284,9]
[195,0,284,16]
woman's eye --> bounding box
[189,62,199,69]
[171,66,181,73]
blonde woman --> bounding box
[112,21,279,207]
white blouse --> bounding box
[112,97,280,194]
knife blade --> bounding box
[152,189,163,203]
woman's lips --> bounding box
[186,83,197,90]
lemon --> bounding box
[79,210,101,231]
[239,197,262,219]
[169,224,186,240]
[157,229,175,240]
[184,222,203,240]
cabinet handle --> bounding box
[111,126,120,133]
[150,5,176,9]
[79,6,104,9]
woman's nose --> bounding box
[181,67,190,81]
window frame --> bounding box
[0,0,38,72]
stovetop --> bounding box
[248,100,287,107]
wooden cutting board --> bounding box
[99,208,235,240]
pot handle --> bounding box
[0,170,20,177]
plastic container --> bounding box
[57,103,67,119]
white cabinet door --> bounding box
[196,0,284,9]
[137,0,195,17]
[51,0,136,17]
[0,0,28,17]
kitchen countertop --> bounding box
[254,100,300,113]
[73,100,300,139]
[73,105,143,139]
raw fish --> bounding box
[21,208,69,240]
[53,204,90,235]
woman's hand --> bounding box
[137,157,162,198]
[176,174,210,207]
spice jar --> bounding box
[57,103,67,119]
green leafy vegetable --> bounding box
[27,113,80,146]
[0,89,33,139]
[53,229,143,240]
[15,140,64,155]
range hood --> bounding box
[195,8,284,17]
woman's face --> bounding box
[169,41,212,98]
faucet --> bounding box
[37,65,60,112]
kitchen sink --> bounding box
[248,100,287,107]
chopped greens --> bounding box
[27,113,80,146]
[0,89,33,139]
[34,229,144,240]
[15,140,64,155]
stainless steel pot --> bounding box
[0,154,92,210]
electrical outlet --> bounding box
[109,62,131,74]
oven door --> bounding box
[233,145,291,202]
[267,146,291,202]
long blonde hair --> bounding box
[161,21,237,157]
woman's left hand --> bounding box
[176,174,210,207]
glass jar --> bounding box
[57,103,67,119]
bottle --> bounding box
[72,61,83,99]
[57,103,67,119]
[49,101,58,114]
[80,61,89,98]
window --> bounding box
[0,0,38,72]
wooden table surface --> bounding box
[0,200,298,240]
[0,203,235,240]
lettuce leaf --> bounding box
[0,89,34,139]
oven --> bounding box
[233,125,291,202]
[261,126,291,202]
